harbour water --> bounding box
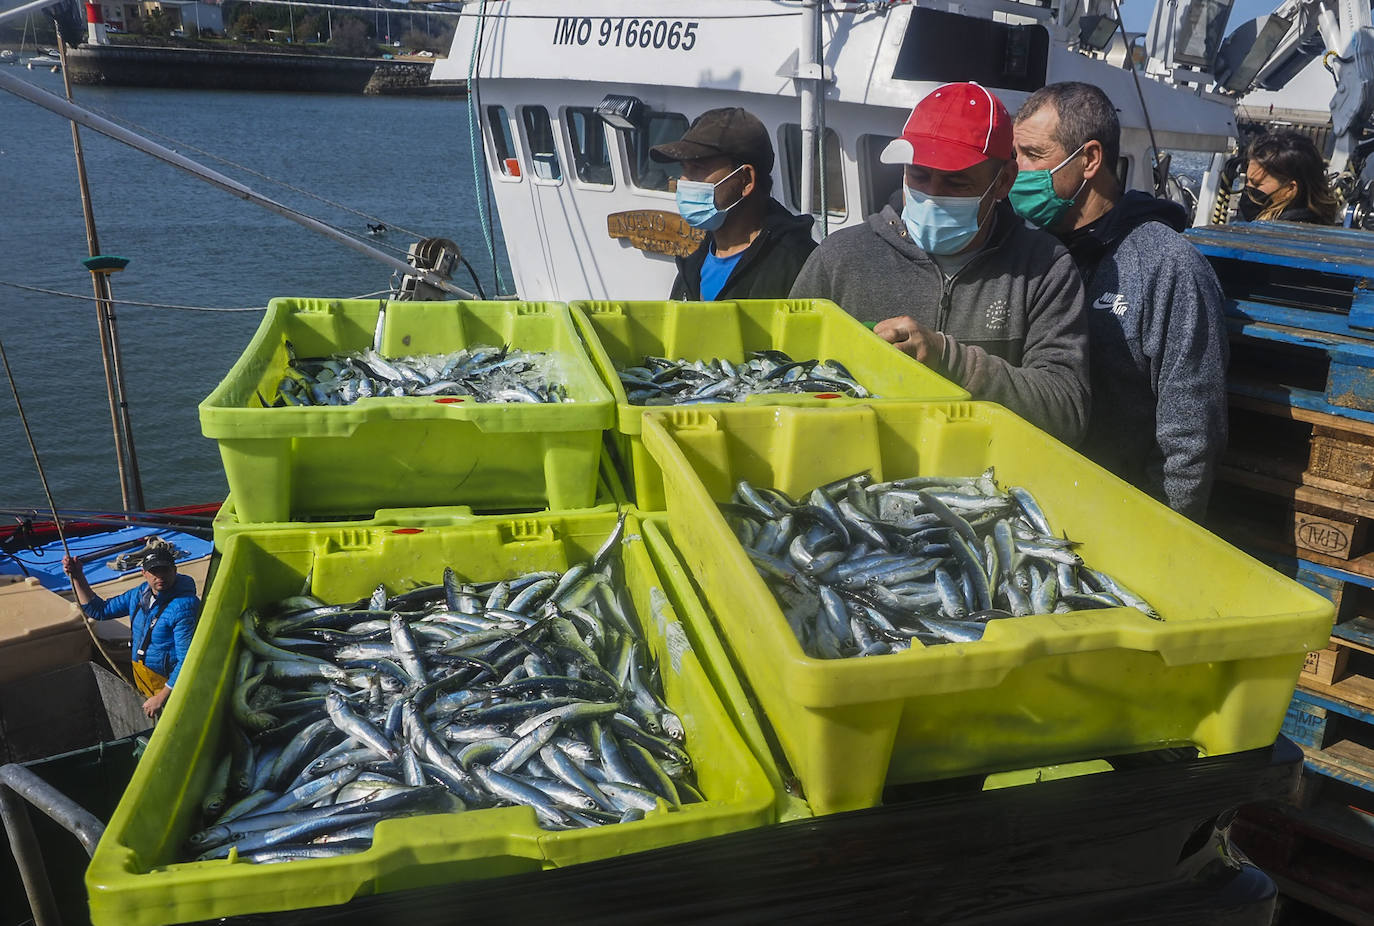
[0,67,510,513]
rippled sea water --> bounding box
[0,67,509,511]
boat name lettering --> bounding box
[552,18,700,51]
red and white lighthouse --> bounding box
[85,2,108,45]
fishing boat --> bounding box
[1,0,1372,923]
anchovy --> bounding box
[272,345,569,406]
[189,519,702,866]
[725,472,1159,658]
[620,351,872,406]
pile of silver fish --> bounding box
[186,516,698,866]
[268,342,570,406]
[724,470,1160,660]
[618,350,871,405]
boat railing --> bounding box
[0,762,106,926]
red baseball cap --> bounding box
[880,82,1013,171]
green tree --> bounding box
[400,25,452,55]
[295,13,322,44]
[329,17,374,57]
[231,11,266,41]
[142,7,174,37]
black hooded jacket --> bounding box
[670,198,817,301]
[1059,191,1229,519]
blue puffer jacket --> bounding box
[82,573,200,686]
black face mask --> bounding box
[1237,185,1270,221]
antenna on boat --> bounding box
[56,30,146,512]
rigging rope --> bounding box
[468,0,504,295]
[1110,0,1163,187]
[0,334,134,687]
[71,106,437,249]
[0,280,267,311]
[0,281,400,311]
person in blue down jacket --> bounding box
[64,544,200,719]
[788,82,1090,445]
[1010,81,1228,520]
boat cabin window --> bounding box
[564,106,613,187]
[521,105,563,183]
[486,105,521,180]
[626,111,688,192]
[781,124,846,218]
[858,134,905,217]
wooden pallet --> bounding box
[1221,398,1374,559]
[1209,483,1374,579]
[1216,466,1373,561]
[1232,801,1374,926]
[1228,320,1374,421]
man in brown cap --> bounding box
[650,107,817,301]
[64,542,199,719]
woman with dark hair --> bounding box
[1238,130,1341,224]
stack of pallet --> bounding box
[1190,222,1374,923]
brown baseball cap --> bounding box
[650,107,775,173]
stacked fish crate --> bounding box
[86,298,778,925]
[84,295,1336,924]
[1189,222,1374,920]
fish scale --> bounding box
[189,515,697,867]
[724,470,1160,659]
[619,350,873,405]
[271,344,570,406]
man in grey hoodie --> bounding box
[1010,82,1228,519]
[789,82,1090,445]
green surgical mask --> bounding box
[1009,144,1087,229]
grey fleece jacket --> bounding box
[788,201,1090,444]
[1063,192,1229,520]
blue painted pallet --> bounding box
[1226,315,1374,416]
[1245,546,1374,594]
[1188,221,1374,277]
[1334,616,1374,651]
[1230,378,1374,425]
[1284,689,1374,793]
[1188,221,1374,335]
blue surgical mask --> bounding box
[901,172,1002,256]
[675,165,747,231]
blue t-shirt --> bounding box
[699,249,744,301]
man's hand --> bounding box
[874,316,943,364]
[143,686,171,719]
[62,554,81,577]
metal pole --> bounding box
[0,781,61,926]
[798,0,818,227]
[55,33,140,512]
[813,5,828,238]
[0,72,476,297]
[98,275,146,511]
[0,764,106,856]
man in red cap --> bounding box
[789,82,1090,444]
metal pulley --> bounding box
[398,237,463,301]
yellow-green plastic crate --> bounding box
[640,402,1335,815]
[199,298,615,524]
[211,449,629,551]
[637,515,812,823]
[571,299,968,509]
[86,512,776,926]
